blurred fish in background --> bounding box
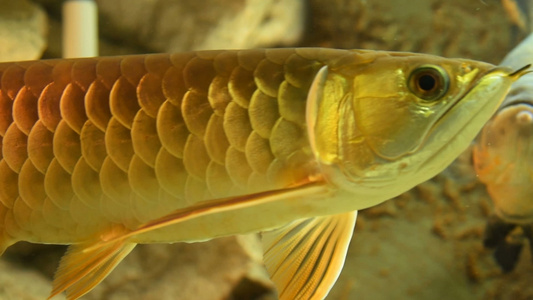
[502,0,529,38]
[473,4,533,272]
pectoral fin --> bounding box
[48,225,136,300]
[261,211,357,300]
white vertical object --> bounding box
[62,0,98,58]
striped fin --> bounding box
[261,211,357,300]
[48,225,136,300]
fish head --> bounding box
[307,51,527,203]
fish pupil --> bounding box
[408,65,449,101]
[418,74,436,91]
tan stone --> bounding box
[96,0,305,53]
[0,259,65,300]
[79,235,274,300]
[305,0,511,64]
[0,0,48,62]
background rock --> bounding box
[96,0,304,52]
[327,149,533,300]
[79,236,274,300]
[0,259,65,300]
[0,0,48,62]
[304,0,511,63]
[34,0,305,58]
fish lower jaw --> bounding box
[417,76,513,185]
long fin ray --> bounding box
[64,243,135,300]
[261,211,357,300]
[48,225,136,300]
[84,180,329,253]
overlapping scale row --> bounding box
[0,48,341,243]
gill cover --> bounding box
[306,65,365,192]
[306,62,456,192]
[306,65,351,190]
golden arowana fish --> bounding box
[0,48,527,300]
[474,34,533,272]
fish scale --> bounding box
[0,49,327,245]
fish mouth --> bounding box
[432,64,530,128]
[509,64,532,77]
[500,100,533,110]
[432,67,516,129]
[429,65,528,135]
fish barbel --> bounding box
[0,48,525,299]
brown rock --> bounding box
[0,259,65,300]
[96,0,305,53]
[0,0,48,62]
[78,235,272,300]
[304,0,512,63]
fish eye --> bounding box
[408,65,449,101]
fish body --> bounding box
[0,48,523,299]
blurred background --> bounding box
[0,0,532,299]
